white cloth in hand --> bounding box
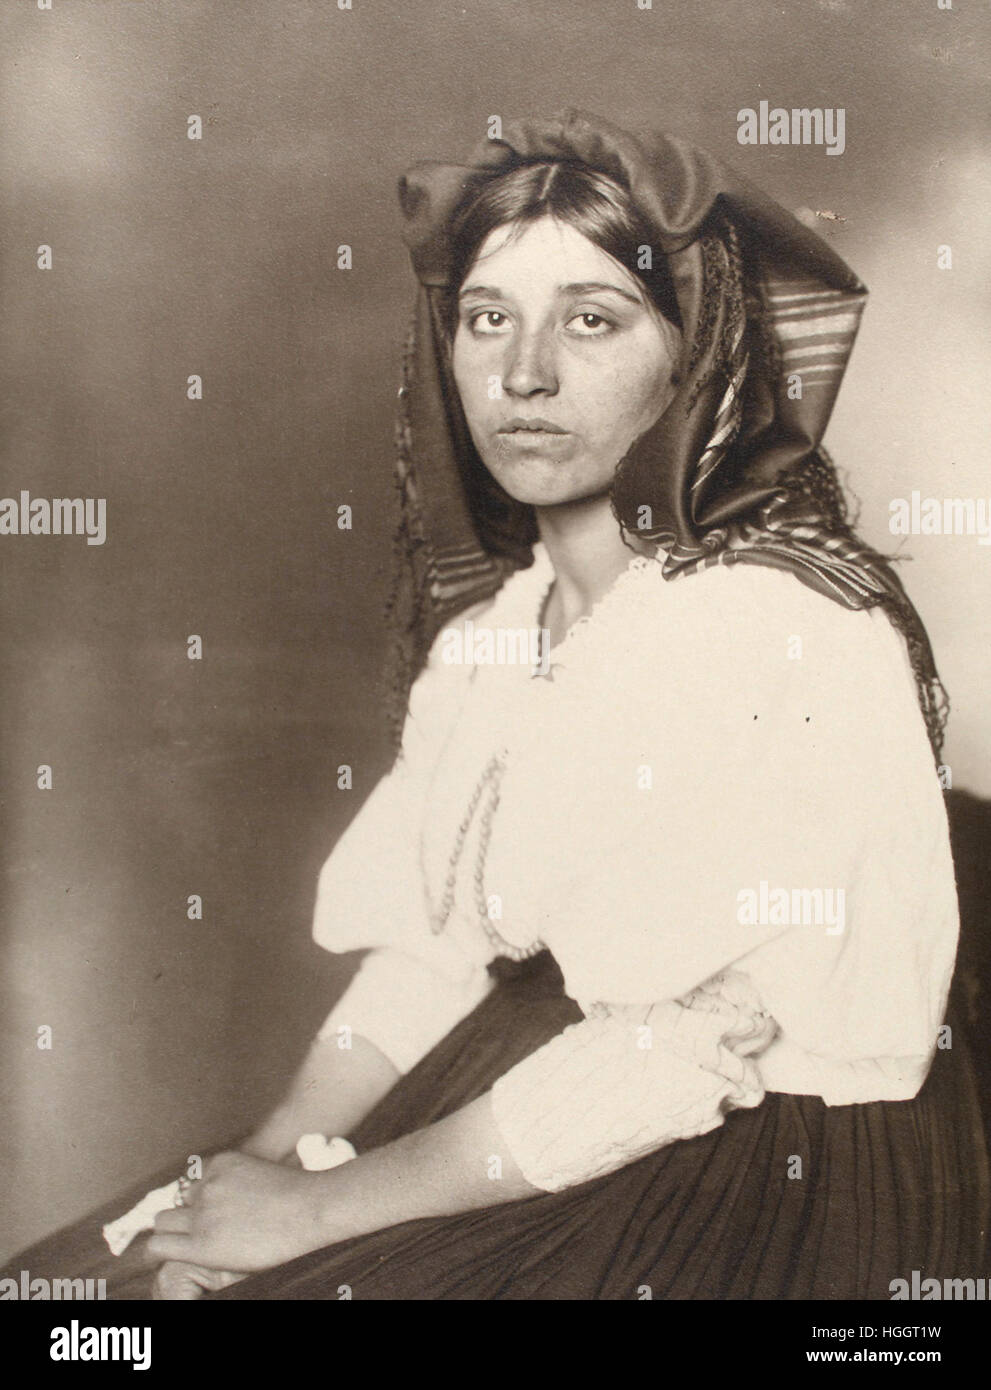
[102,1136,357,1255]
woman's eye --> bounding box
[469,310,511,335]
[566,312,613,335]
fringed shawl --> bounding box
[384,109,947,762]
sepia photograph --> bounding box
[1,0,989,1357]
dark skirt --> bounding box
[6,950,990,1300]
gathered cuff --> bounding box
[490,970,775,1193]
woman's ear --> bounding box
[647,318,684,420]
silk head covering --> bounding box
[385,109,946,760]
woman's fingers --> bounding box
[152,1261,206,1301]
[152,1207,192,1234]
[152,1260,249,1300]
[145,1231,192,1263]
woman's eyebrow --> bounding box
[458,284,504,300]
[560,280,643,305]
[458,280,645,305]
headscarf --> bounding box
[384,109,947,762]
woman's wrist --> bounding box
[307,1091,539,1244]
[243,1033,400,1168]
[237,1115,296,1163]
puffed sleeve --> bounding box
[491,970,777,1192]
[313,946,493,1075]
[310,611,496,1073]
[486,563,958,1188]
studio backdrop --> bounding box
[1,0,988,1260]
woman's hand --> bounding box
[152,1261,247,1300]
[146,1151,340,1273]
[147,1092,537,1277]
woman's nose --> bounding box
[501,329,559,398]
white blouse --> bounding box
[311,542,959,1192]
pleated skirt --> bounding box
[6,950,990,1300]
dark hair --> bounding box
[442,160,682,335]
[425,160,684,566]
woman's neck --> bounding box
[535,491,652,644]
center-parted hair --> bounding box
[442,161,682,336]
[388,114,950,762]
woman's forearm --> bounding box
[313,1090,541,1241]
[241,1033,401,1161]
[147,1090,542,1273]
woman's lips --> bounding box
[498,418,569,434]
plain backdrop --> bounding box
[1,0,988,1259]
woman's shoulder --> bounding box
[421,549,554,668]
[650,550,864,628]
[402,561,545,751]
[614,552,935,769]
[644,552,919,687]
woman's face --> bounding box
[451,216,682,508]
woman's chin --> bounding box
[487,467,612,511]
[501,486,606,512]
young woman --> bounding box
[9,109,988,1300]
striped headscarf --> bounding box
[386,109,948,762]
